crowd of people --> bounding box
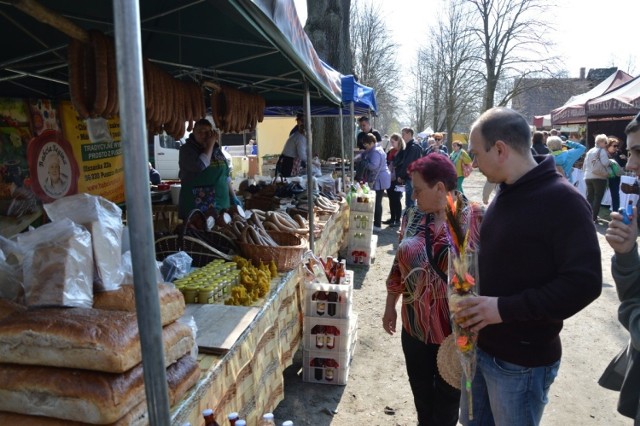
[373,109,639,425]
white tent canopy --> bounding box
[418,127,434,138]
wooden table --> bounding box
[170,207,349,425]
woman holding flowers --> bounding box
[382,153,483,426]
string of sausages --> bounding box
[69,30,266,138]
[211,85,266,133]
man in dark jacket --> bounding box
[356,116,382,150]
[396,127,422,209]
[602,113,640,422]
[455,107,602,425]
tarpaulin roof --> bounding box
[550,70,633,125]
[263,61,378,117]
[0,0,341,107]
[586,74,640,118]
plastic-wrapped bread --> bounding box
[0,307,194,373]
[17,218,93,308]
[43,193,124,292]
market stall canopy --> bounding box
[550,70,633,125]
[0,0,341,107]
[263,62,378,117]
[417,127,434,138]
[586,74,640,118]
[533,114,551,129]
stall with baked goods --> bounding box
[0,0,351,424]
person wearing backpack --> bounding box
[583,133,612,224]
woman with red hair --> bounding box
[383,153,483,425]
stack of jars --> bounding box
[173,259,240,304]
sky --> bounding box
[293,0,638,79]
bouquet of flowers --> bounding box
[445,194,479,420]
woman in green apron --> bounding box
[178,119,240,219]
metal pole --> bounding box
[350,102,355,185]
[304,81,314,251]
[112,1,171,425]
[339,107,346,193]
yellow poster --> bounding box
[58,101,125,204]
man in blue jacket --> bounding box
[455,107,602,425]
[396,127,422,209]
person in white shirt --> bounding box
[583,133,611,223]
[276,116,307,177]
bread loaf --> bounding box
[18,219,93,308]
[0,308,194,373]
[167,354,200,406]
[0,400,147,425]
[0,298,25,321]
[93,283,185,325]
[0,354,199,424]
[0,361,145,424]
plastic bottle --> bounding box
[259,412,276,425]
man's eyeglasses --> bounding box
[434,138,442,141]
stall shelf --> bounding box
[171,207,349,425]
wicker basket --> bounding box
[155,234,233,267]
[182,209,238,256]
[238,231,307,272]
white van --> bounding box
[150,132,182,180]
[149,124,240,181]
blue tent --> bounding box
[341,74,378,113]
[264,61,377,117]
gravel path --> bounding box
[273,170,630,426]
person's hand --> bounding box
[453,296,502,332]
[606,207,638,254]
[382,307,397,335]
[203,130,216,150]
[397,177,404,184]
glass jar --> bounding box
[183,285,199,304]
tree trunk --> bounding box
[305,0,352,160]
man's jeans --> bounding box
[405,179,415,209]
[460,348,560,426]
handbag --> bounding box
[591,148,611,178]
[609,159,623,178]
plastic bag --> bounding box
[17,218,93,308]
[44,193,124,291]
[177,315,199,358]
[160,251,193,282]
[120,251,164,284]
[0,236,24,303]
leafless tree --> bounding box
[407,57,432,133]
[409,2,482,140]
[433,1,484,141]
[462,0,558,110]
[305,0,352,159]
[349,0,400,134]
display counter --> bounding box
[171,206,349,425]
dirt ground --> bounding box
[273,170,631,426]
